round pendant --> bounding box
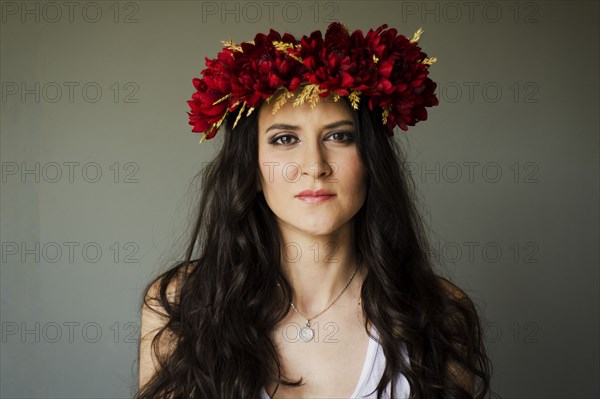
[298,326,314,342]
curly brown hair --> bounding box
[134,98,493,399]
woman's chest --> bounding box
[265,316,372,398]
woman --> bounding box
[136,23,492,398]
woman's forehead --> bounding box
[257,97,354,130]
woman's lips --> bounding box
[295,195,336,204]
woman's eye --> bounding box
[270,131,355,146]
[328,131,355,143]
[271,134,298,145]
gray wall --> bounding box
[1,1,598,398]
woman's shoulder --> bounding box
[145,260,198,306]
[139,263,197,390]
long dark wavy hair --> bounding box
[134,97,493,399]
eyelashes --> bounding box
[270,131,355,146]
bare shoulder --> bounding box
[138,262,194,389]
[144,261,197,308]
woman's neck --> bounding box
[278,226,364,316]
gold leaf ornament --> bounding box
[232,102,247,130]
[381,105,391,125]
[221,39,255,52]
[221,40,242,52]
[212,93,232,106]
[409,27,424,43]
[348,90,361,109]
[292,84,326,108]
[271,88,295,114]
[272,41,303,62]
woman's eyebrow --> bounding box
[264,120,354,134]
[265,123,299,134]
[322,120,354,130]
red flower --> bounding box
[187,22,439,140]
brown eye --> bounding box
[328,131,355,143]
[270,134,298,146]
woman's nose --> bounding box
[300,139,334,182]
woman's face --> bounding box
[257,96,368,238]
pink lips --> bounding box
[295,189,336,204]
[296,189,334,197]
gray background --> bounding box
[1,1,598,398]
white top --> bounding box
[261,325,411,398]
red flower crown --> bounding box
[187,22,439,143]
